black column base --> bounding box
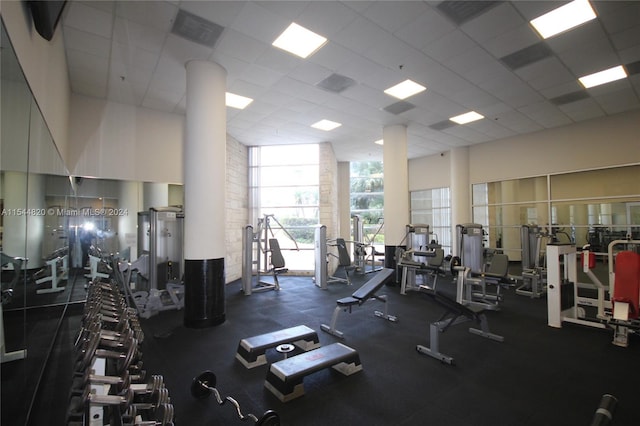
[184,258,225,328]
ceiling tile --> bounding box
[115,1,178,32]
[63,2,113,38]
[393,6,455,50]
[421,29,476,62]
[112,18,166,54]
[460,2,525,43]
[363,1,430,33]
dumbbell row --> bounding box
[67,278,175,425]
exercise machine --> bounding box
[547,243,607,330]
[242,214,295,295]
[351,214,384,273]
[314,225,360,289]
[397,224,444,295]
[515,224,550,298]
[1,252,26,304]
[131,207,185,318]
[454,223,510,310]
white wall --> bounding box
[2,0,71,162]
[469,110,640,183]
[409,109,640,189]
[69,94,184,183]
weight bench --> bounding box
[264,342,362,402]
[235,325,321,369]
[417,286,503,365]
[321,268,396,339]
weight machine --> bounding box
[396,224,443,295]
[454,223,510,311]
[242,214,296,295]
[1,252,27,363]
[516,225,551,298]
[351,214,384,274]
[548,239,640,347]
[126,207,184,318]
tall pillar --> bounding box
[119,181,139,260]
[450,147,470,257]
[337,161,350,241]
[183,60,226,328]
[143,182,168,210]
[382,125,409,273]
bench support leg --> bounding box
[321,306,347,339]
[416,322,454,365]
[373,295,397,322]
[469,314,504,342]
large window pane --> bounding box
[260,165,319,187]
[410,187,451,253]
[249,145,320,271]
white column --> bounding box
[118,180,140,260]
[450,147,470,257]
[383,125,409,272]
[143,182,168,210]
[183,60,227,328]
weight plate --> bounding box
[191,370,216,399]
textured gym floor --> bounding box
[3,268,639,425]
[137,270,638,426]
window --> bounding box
[410,187,451,254]
[248,145,319,271]
[350,161,384,248]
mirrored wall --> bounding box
[1,19,72,425]
[472,165,640,262]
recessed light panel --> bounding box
[374,139,384,146]
[450,111,484,124]
[272,22,327,59]
[311,119,341,131]
[384,79,426,100]
[530,0,596,39]
[226,92,253,109]
[578,65,627,88]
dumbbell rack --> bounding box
[67,278,175,425]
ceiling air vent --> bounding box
[501,42,553,70]
[550,91,590,106]
[437,1,501,25]
[171,9,224,48]
[625,60,640,76]
[429,120,457,131]
[316,73,356,93]
[383,101,416,115]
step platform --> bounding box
[264,342,362,402]
[236,325,321,369]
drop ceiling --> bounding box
[60,1,640,161]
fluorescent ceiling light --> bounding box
[384,79,426,100]
[578,65,627,88]
[450,111,484,125]
[374,139,384,146]
[272,22,327,58]
[530,0,596,39]
[311,119,341,131]
[226,92,253,109]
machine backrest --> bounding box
[487,253,509,277]
[427,248,445,267]
[613,251,640,318]
[269,239,286,269]
[335,238,352,267]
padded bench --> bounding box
[236,325,321,369]
[417,286,503,365]
[264,342,362,402]
[321,268,396,338]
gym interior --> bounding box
[2,1,640,425]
